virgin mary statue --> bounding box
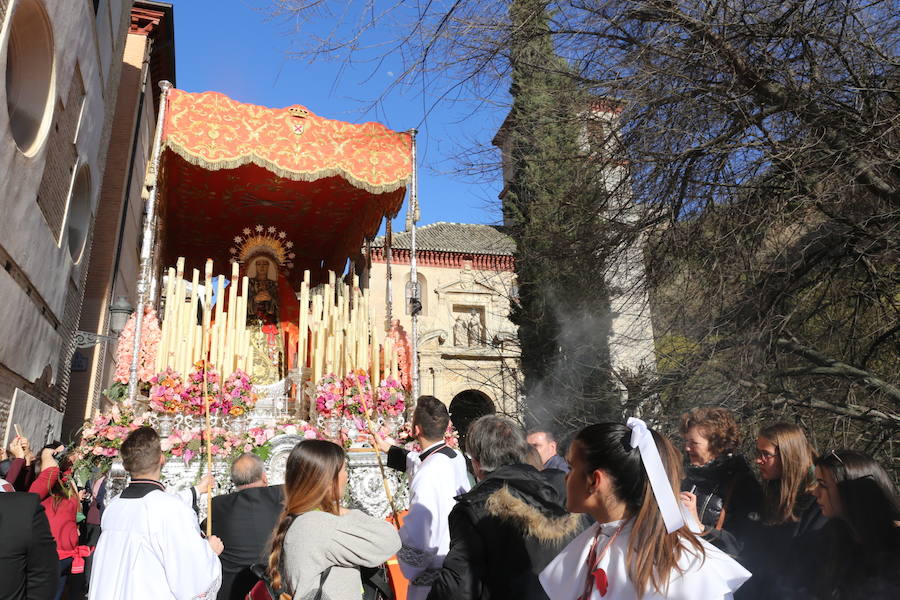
[230,226,300,387]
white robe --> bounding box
[398,443,471,600]
[539,519,751,600]
[89,487,221,600]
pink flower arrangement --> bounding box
[341,369,372,417]
[222,369,257,416]
[148,367,186,413]
[73,406,146,472]
[182,361,221,415]
[113,307,161,385]
[375,377,406,416]
[315,374,344,417]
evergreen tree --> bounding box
[504,0,619,432]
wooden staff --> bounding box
[359,393,400,527]
[201,325,213,537]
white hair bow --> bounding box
[626,417,685,534]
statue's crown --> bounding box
[229,225,295,271]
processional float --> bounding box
[75,82,430,521]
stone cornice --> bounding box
[370,247,515,272]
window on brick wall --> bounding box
[65,164,92,263]
[5,0,55,155]
[36,63,84,243]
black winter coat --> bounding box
[736,493,829,599]
[801,519,900,600]
[681,453,763,554]
[426,464,588,600]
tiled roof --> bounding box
[372,222,515,256]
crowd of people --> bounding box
[1,402,897,600]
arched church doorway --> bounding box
[449,389,496,442]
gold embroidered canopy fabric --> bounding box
[163,89,412,194]
[158,89,411,284]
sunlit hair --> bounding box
[758,423,816,524]
[266,440,346,593]
[679,407,740,458]
[814,450,900,550]
[574,423,704,598]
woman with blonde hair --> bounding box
[539,419,750,599]
[737,423,828,598]
[266,439,400,599]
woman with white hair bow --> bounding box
[539,418,751,599]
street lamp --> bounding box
[108,296,135,334]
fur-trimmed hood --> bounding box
[456,464,585,543]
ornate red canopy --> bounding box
[159,89,411,284]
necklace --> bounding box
[577,522,626,599]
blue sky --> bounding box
[170,0,506,231]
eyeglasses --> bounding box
[755,449,778,461]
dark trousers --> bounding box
[55,557,73,600]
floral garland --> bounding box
[113,307,161,385]
[72,404,323,478]
[159,421,320,464]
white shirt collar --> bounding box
[420,440,445,453]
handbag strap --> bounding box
[715,478,738,531]
[313,567,333,600]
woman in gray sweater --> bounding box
[267,440,400,600]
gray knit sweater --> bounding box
[283,509,400,600]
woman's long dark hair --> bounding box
[266,440,346,593]
[815,450,899,550]
[574,423,704,598]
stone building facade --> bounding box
[369,222,522,429]
[0,0,173,443]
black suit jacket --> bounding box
[203,485,284,600]
[0,492,59,600]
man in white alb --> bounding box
[375,395,471,600]
[89,427,223,600]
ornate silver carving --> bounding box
[74,330,117,348]
[345,449,409,519]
